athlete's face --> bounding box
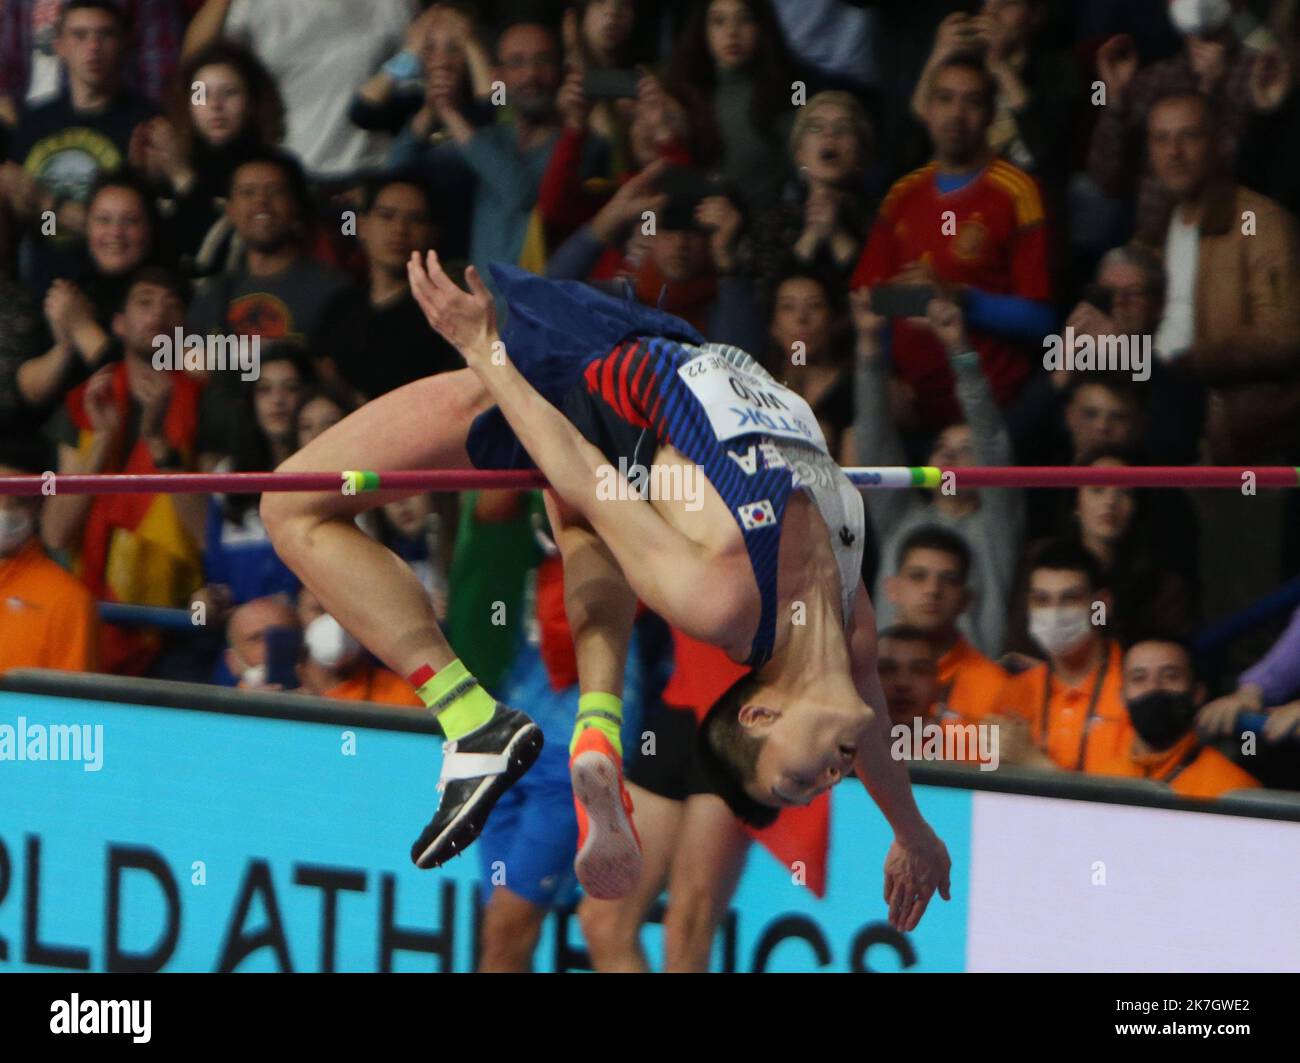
[886,547,969,636]
[87,187,150,276]
[924,65,991,167]
[877,637,940,724]
[743,702,859,808]
[191,63,251,147]
[769,277,833,364]
[57,9,124,94]
[360,183,436,276]
[228,163,299,251]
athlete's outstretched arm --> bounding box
[408,251,754,647]
[847,580,952,933]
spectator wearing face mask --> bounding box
[0,440,99,675]
[1092,635,1261,798]
[296,587,422,708]
[1000,540,1134,773]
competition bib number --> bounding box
[678,354,829,455]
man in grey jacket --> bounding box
[851,286,1024,658]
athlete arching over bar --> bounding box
[261,252,950,929]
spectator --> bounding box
[546,160,763,351]
[42,264,203,675]
[311,176,459,402]
[1087,7,1259,237]
[182,0,415,180]
[0,0,182,112]
[375,491,450,618]
[1007,448,1201,651]
[1001,540,1133,773]
[294,384,350,449]
[1092,635,1261,798]
[559,0,641,148]
[763,269,854,462]
[911,3,1079,210]
[739,89,873,308]
[191,343,311,629]
[1136,90,1300,463]
[17,168,160,413]
[883,525,1010,723]
[388,19,563,289]
[1199,600,1300,745]
[852,287,1024,657]
[1008,243,1205,467]
[1236,12,1300,218]
[132,40,286,277]
[852,52,1055,431]
[0,271,46,443]
[668,0,798,216]
[223,593,297,689]
[0,1,156,287]
[186,149,350,459]
[0,438,99,675]
[540,69,712,249]
[295,586,423,707]
[877,623,941,727]
[350,4,494,136]
[354,5,495,263]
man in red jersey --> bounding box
[851,53,1054,430]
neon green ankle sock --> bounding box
[411,659,496,741]
[570,691,624,757]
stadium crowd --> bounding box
[2,0,1299,823]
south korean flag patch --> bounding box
[737,499,776,531]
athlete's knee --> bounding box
[578,897,640,957]
[479,891,545,971]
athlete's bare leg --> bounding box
[261,369,490,678]
[479,888,548,972]
[663,793,752,973]
[578,782,684,972]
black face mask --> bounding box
[1126,690,1199,751]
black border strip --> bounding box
[3,669,1298,823]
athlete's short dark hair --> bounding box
[896,525,972,584]
[696,672,780,829]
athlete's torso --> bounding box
[573,337,866,667]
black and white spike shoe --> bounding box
[410,706,543,869]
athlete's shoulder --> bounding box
[880,163,939,216]
[984,159,1046,227]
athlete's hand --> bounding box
[407,249,499,365]
[883,823,951,933]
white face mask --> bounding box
[1169,0,1231,36]
[304,613,362,671]
[240,662,269,689]
[1029,606,1094,658]
[0,509,34,556]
